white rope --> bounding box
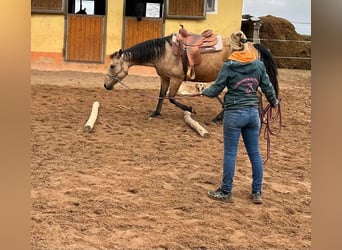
[273,56,311,60]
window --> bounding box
[68,0,106,15]
[125,0,164,19]
[207,0,217,14]
[146,3,161,18]
[166,0,207,19]
[31,0,65,13]
[74,0,95,15]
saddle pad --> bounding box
[201,34,223,53]
[172,33,223,54]
[172,32,178,43]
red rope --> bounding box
[116,75,282,163]
[116,77,202,99]
[259,98,282,164]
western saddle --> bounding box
[172,25,223,80]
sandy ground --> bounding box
[31,68,311,249]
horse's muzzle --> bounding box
[104,83,113,90]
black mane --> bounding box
[123,35,172,64]
[254,43,279,97]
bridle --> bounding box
[106,73,127,84]
[106,55,128,84]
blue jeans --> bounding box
[221,107,263,193]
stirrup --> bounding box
[187,67,196,80]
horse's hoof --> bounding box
[211,118,222,125]
[150,112,161,118]
[188,107,196,114]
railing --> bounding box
[253,38,311,69]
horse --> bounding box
[76,8,87,14]
[104,32,279,122]
[135,0,144,21]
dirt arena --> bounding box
[31,68,311,249]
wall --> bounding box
[105,0,124,55]
[31,0,243,73]
[31,1,125,71]
[30,0,243,54]
[31,14,65,53]
[164,0,243,39]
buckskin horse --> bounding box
[104,27,279,122]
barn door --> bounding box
[124,0,164,49]
[65,0,106,62]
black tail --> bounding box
[254,43,279,97]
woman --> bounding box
[201,31,279,204]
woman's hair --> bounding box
[229,31,248,51]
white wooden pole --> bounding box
[84,101,100,132]
[183,111,210,137]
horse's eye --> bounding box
[110,65,115,69]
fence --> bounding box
[256,38,311,70]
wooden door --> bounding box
[124,17,163,49]
[123,0,164,49]
[66,15,105,62]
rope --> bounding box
[113,75,202,100]
[111,74,282,164]
[258,38,311,43]
[259,98,282,164]
[273,56,311,60]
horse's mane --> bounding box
[123,35,172,64]
[254,43,279,97]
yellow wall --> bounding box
[164,0,243,39]
[105,0,124,54]
[31,14,65,53]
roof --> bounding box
[242,14,261,22]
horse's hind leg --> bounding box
[151,77,170,117]
[212,110,224,124]
[211,94,263,124]
[168,79,193,113]
[212,96,224,123]
[257,90,264,121]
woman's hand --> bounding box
[271,99,280,108]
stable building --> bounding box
[31,0,243,72]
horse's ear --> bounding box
[110,51,121,59]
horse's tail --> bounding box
[254,43,279,97]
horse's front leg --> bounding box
[151,77,170,117]
[168,79,193,113]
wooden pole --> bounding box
[183,111,210,137]
[84,101,100,133]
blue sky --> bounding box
[242,0,311,35]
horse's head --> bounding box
[104,49,129,90]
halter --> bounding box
[107,73,126,83]
[107,54,128,82]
